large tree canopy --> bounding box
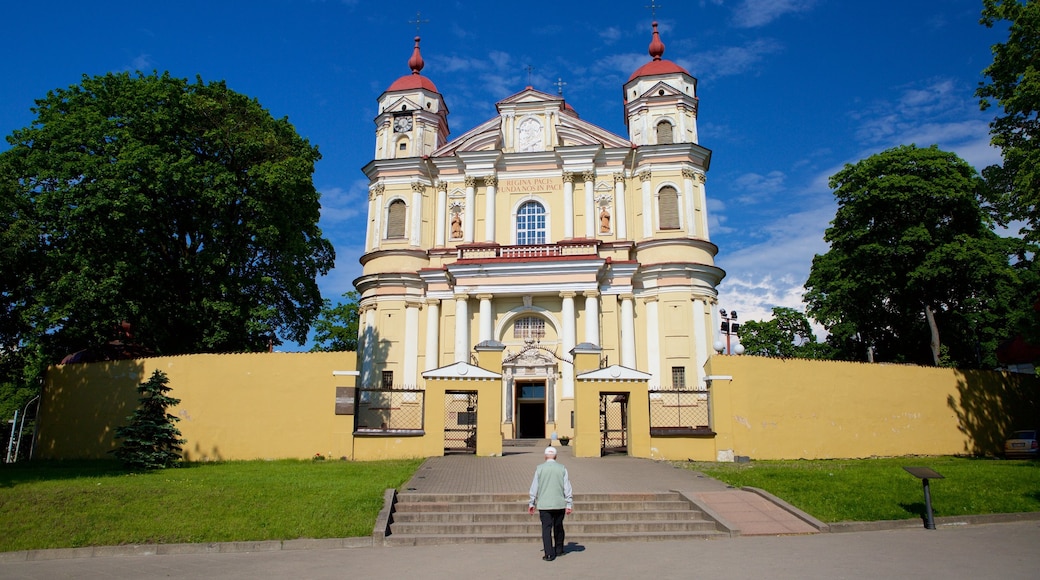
[310,291,360,352]
[0,72,335,368]
[804,144,1022,368]
[737,307,831,359]
[977,0,1040,352]
[977,0,1040,245]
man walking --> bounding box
[528,446,573,561]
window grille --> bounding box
[381,370,394,388]
[656,121,673,144]
[514,316,546,340]
[386,200,407,239]
[658,186,680,230]
[671,366,686,388]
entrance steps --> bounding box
[385,492,728,546]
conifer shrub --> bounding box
[111,370,186,470]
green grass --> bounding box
[684,456,1040,523]
[0,459,422,552]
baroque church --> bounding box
[354,22,724,443]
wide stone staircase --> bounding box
[385,491,729,546]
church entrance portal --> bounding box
[515,381,546,439]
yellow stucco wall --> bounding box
[704,355,1040,460]
[37,351,1039,463]
[38,352,359,461]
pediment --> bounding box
[496,87,563,107]
[381,95,424,114]
[434,117,502,156]
[577,365,651,381]
[422,361,501,380]
[634,81,686,101]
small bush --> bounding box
[111,370,186,470]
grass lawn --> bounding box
[684,456,1040,523]
[0,459,422,552]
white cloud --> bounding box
[127,53,154,72]
[686,39,784,80]
[732,0,818,28]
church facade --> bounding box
[354,23,725,444]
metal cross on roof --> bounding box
[555,77,567,96]
[646,0,661,19]
[408,11,430,34]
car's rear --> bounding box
[1004,430,1039,459]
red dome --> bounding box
[628,59,689,82]
[387,74,439,92]
[628,21,690,82]
[386,36,440,93]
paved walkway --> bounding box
[404,441,820,535]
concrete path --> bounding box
[2,521,1038,579]
[405,442,821,535]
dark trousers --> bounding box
[539,509,566,557]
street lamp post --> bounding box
[714,309,744,355]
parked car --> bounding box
[1004,429,1039,459]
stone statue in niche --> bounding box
[600,206,611,233]
[450,211,463,239]
[517,117,542,152]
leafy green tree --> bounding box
[737,307,832,359]
[804,144,1023,368]
[112,370,185,470]
[0,72,335,374]
[310,291,360,352]
[977,0,1040,350]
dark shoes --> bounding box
[542,555,555,562]
[555,546,565,556]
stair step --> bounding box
[385,530,725,547]
[387,491,725,545]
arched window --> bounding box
[656,120,674,145]
[514,316,546,340]
[386,199,407,239]
[516,201,546,245]
[658,186,680,230]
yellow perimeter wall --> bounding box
[700,355,1040,460]
[37,352,362,462]
[37,352,1040,462]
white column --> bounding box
[640,170,653,239]
[404,300,420,386]
[682,168,696,237]
[614,172,627,239]
[562,172,575,238]
[435,184,447,247]
[620,294,636,368]
[478,294,493,342]
[424,298,441,371]
[454,294,470,363]
[484,175,497,242]
[365,192,377,251]
[464,176,476,243]
[583,170,595,238]
[696,172,710,241]
[584,291,600,346]
[645,296,660,389]
[372,187,385,249]
[411,182,424,246]
[692,298,708,387]
[361,306,377,385]
[561,292,576,398]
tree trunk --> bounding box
[925,305,941,366]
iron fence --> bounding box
[649,386,713,436]
[354,385,425,435]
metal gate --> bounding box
[444,391,478,454]
[600,393,628,456]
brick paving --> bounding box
[401,441,823,536]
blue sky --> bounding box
[0,1,1008,347]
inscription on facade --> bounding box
[499,178,562,194]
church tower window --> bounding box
[386,199,407,239]
[656,120,673,144]
[658,186,680,230]
[516,201,547,245]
